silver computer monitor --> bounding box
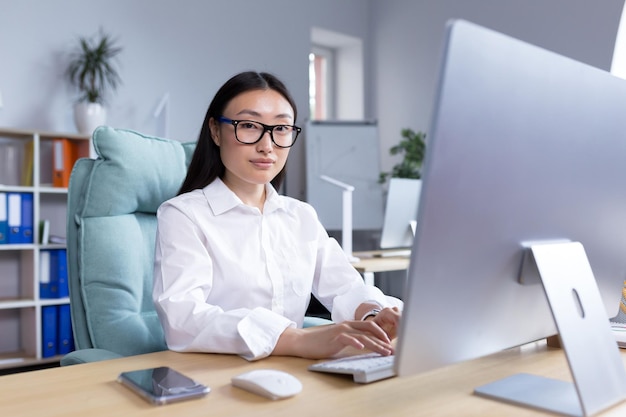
[380,178,421,250]
[394,19,626,415]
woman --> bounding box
[153,71,402,361]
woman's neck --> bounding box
[222,176,266,211]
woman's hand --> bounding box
[370,306,401,340]
[355,304,402,341]
[273,320,394,359]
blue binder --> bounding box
[47,250,60,298]
[39,250,56,299]
[5,192,33,244]
[41,305,58,358]
[57,304,74,355]
[0,192,7,244]
[6,192,21,244]
[20,193,34,243]
[56,249,68,298]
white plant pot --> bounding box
[73,102,107,136]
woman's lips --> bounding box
[250,158,275,169]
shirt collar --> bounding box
[203,178,285,215]
[264,183,285,213]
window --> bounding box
[309,47,333,120]
[310,27,364,121]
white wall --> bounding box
[371,0,625,174]
[1,0,624,201]
[0,0,371,199]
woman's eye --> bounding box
[274,125,291,133]
[240,122,260,130]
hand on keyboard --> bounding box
[274,320,394,359]
[367,306,401,340]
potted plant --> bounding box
[66,29,122,135]
[379,128,426,183]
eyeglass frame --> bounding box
[217,116,301,148]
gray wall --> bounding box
[371,0,625,172]
[370,0,625,297]
[1,0,624,201]
[0,0,372,199]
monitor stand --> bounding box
[474,241,626,416]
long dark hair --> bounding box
[178,71,298,195]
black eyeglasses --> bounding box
[218,116,301,148]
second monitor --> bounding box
[379,178,421,250]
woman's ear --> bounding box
[209,118,220,147]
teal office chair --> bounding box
[61,126,195,365]
[61,126,330,366]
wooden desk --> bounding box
[3,341,626,416]
[352,250,410,285]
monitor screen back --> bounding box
[380,178,422,249]
[395,19,626,377]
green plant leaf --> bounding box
[65,29,122,104]
[379,128,427,183]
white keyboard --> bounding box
[308,353,396,383]
[611,321,626,348]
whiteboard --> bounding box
[305,121,384,230]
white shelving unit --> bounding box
[0,127,89,370]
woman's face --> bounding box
[210,89,293,192]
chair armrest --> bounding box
[303,316,333,328]
[60,348,125,366]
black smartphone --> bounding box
[117,366,210,405]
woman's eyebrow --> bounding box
[235,109,261,118]
[235,109,293,121]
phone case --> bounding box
[117,366,210,405]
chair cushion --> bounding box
[83,126,196,216]
[74,126,196,356]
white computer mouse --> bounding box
[231,369,302,400]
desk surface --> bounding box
[3,342,626,416]
[351,250,410,273]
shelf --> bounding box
[39,186,68,194]
[0,127,90,370]
[0,127,88,140]
[39,244,67,250]
[0,352,62,371]
[0,244,36,251]
[0,299,36,310]
[0,185,34,193]
[0,185,67,194]
[40,297,70,306]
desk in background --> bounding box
[3,341,626,416]
[352,250,410,286]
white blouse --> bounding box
[153,178,402,360]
